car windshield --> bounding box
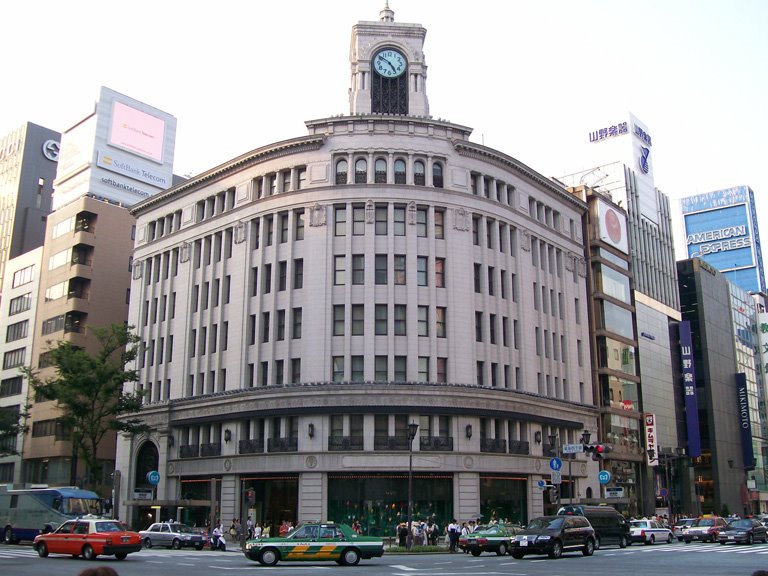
[95,522,124,532]
[527,517,563,530]
[728,520,752,529]
[480,525,501,534]
[631,521,649,528]
[694,518,714,527]
[170,524,195,533]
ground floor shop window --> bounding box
[241,475,299,539]
[328,473,453,537]
[479,475,528,525]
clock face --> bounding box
[373,48,406,78]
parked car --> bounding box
[672,518,697,542]
[683,515,728,543]
[243,521,383,566]
[139,522,206,549]
[717,518,768,545]
[511,515,595,560]
[459,523,519,556]
[558,505,630,549]
[33,517,142,560]
[629,519,673,544]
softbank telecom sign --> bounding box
[96,150,170,189]
[109,100,165,163]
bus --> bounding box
[1,484,103,544]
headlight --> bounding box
[537,535,551,541]
[245,543,253,550]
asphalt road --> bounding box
[2,541,766,576]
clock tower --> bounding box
[349,3,429,116]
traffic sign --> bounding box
[549,457,563,471]
[537,479,546,488]
[598,470,611,484]
[551,470,562,485]
[146,470,161,485]
[562,443,584,454]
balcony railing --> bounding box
[419,436,454,452]
[508,440,530,455]
[238,438,264,454]
[200,442,222,457]
[374,435,410,451]
[328,435,364,451]
[542,442,557,457]
[179,444,200,459]
[267,437,298,453]
[480,438,507,454]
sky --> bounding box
[3,0,767,256]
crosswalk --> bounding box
[0,546,238,560]
[602,542,768,556]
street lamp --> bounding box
[407,421,419,549]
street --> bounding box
[1,541,766,576]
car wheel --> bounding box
[667,534,673,544]
[646,535,655,546]
[258,548,280,566]
[719,540,726,545]
[37,542,48,558]
[677,537,683,542]
[684,539,691,544]
[172,538,182,550]
[582,538,595,557]
[471,550,481,556]
[548,540,563,559]
[195,543,203,550]
[497,542,507,556]
[4,526,16,545]
[747,534,754,545]
[619,536,628,549]
[116,553,127,560]
[341,548,361,566]
[594,536,601,550]
[82,544,96,561]
[511,549,525,559]
[143,538,152,549]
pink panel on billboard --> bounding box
[109,101,165,163]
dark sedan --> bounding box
[717,518,768,545]
[511,515,595,559]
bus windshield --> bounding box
[60,497,102,516]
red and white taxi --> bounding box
[34,517,142,560]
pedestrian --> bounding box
[461,522,470,552]
[253,522,262,539]
[246,516,253,539]
[447,518,459,552]
[279,520,290,537]
[398,523,408,547]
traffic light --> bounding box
[549,486,559,503]
[591,444,613,460]
[246,489,255,505]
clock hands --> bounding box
[376,53,397,74]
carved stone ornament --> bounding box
[179,242,190,263]
[310,203,326,227]
[452,207,470,231]
[365,200,375,223]
[463,456,474,469]
[521,230,531,252]
[168,462,176,475]
[407,201,416,224]
[224,458,232,471]
[534,459,542,472]
[234,222,246,244]
[306,455,318,469]
[132,261,142,280]
[578,257,587,278]
[565,253,575,271]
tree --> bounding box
[22,323,148,486]
[0,403,28,457]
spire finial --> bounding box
[380,1,394,23]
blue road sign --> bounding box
[598,470,611,484]
[537,480,546,488]
[549,457,563,471]
[147,470,161,485]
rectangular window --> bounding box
[0,376,23,397]
[352,255,365,285]
[434,209,445,239]
[472,216,480,246]
[375,304,388,335]
[294,209,305,241]
[352,205,365,235]
[351,304,364,335]
[293,259,304,289]
[12,265,34,287]
[375,356,388,381]
[291,358,301,383]
[279,212,289,243]
[375,205,388,235]
[476,361,485,386]
[417,256,428,286]
[333,305,345,336]
[260,362,269,386]
[6,320,28,343]
[416,207,427,237]
[332,356,345,382]
[418,357,429,382]
[474,263,482,293]
[394,305,407,335]
[418,306,429,336]
[41,315,65,336]
[435,258,445,288]
[475,311,483,342]
[394,356,407,381]
[502,317,509,347]
[251,267,259,296]
[500,271,507,299]
[351,356,364,381]
[265,215,273,245]
[276,310,286,341]
[292,308,302,339]
[394,206,406,236]
[436,307,446,338]
[437,358,447,383]
[275,360,284,386]
[262,312,270,343]
[9,293,32,316]
[489,314,497,344]
[263,263,272,293]
[394,255,406,285]
[334,205,346,236]
[488,267,495,295]
[3,348,25,370]
[278,261,287,291]
[334,255,345,285]
[375,255,387,284]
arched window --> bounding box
[375,158,387,184]
[394,159,406,184]
[432,162,444,188]
[134,441,159,489]
[414,160,426,186]
[355,159,367,184]
[335,160,348,185]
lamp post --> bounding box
[407,421,419,549]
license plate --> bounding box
[468,539,475,544]
[727,536,734,540]
[521,540,528,547]
[121,537,130,543]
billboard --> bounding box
[735,373,756,471]
[109,100,166,163]
[644,413,659,467]
[678,321,701,458]
[681,186,765,293]
[597,199,628,254]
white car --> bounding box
[629,520,673,545]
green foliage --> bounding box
[22,323,148,484]
[0,404,29,456]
